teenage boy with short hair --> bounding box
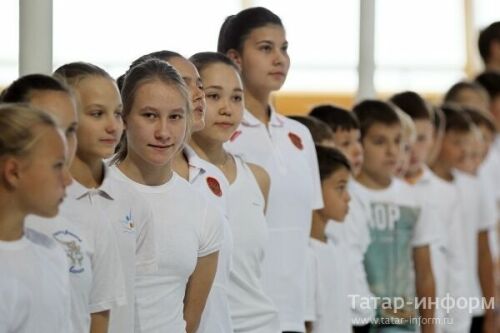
[350,100,436,333]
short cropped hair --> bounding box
[315,145,351,181]
[352,100,401,138]
[390,91,433,121]
[440,104,473,133]
[309,104,359,132]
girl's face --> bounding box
[232,24,290,95]
[196,63,244,144]
[29,90,78,166]
[125,80,187,167]
[167,57,206,132]
[74,76,123,161]
[16,127,71,217]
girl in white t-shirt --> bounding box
[2,74,126,333]
[110,58,222,333]
[190,51,281,333]
[54,62,158,333]
[218,7,324,332]
[0,104,72,333]
[121,51,234,333]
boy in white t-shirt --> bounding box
[351,100,436,333]
[305,146,353,333]
[391,92,472,333]
[310,105,374,333]
[432,105,496,333]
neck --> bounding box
[430,159,454,182]
[310,210,327,243]
[171,150,189,181]
[119,150,173,186]
[405,167,424,184]
[244,87,271,124]
[70,155,104,189]
[190,135,227,167]
[0,194,25,241]
[356,170,392,189]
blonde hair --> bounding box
[394,106,416,145]
[0,103,57,157]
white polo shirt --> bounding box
[225,107,323,332]
[26,210,94,333]
[0,229,71,333]
[110,166,223,333]
[183,146,234,333]
[67,165,157,333]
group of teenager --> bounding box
[0,6,499,333]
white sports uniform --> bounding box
[225,107,323,332]
[0,228,71,333]
[110,166,223,333]
[183,147,234,333]
[227,155,280,333]
[67,165,157,333]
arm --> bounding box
[247,163,270,213]
[90,311,109,333]
[478,230,495,333]
[413,245,435,333]
[183,251,219,333]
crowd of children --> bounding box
[0,6,500,333]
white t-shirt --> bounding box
[454,170,495,317]
[226,155,280,333]
[339,181,375,326]
[67,165,157,333]
[0,229,71,333]
[183,147,233,333]
[225,107,323,332]
[412,167,471,333]
[349,178,435,330]
[305,237,352,333]
[110,167,223,333]
[26,211,94,333]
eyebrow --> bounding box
[205,85,243,93]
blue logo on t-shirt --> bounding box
[53,230,85,274]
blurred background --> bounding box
[1,0,499,113]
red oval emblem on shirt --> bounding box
[288,132,303,150]
[230,130,242,142]
[206,177,223,197]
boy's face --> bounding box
[333,129,363,176]
[455,132,483,175]
[407,119,434,176]
[320,167,351,222]
[361,123,402,184]
[437,130,471,170]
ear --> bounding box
[226,49,242,70]
[1,157,22,190]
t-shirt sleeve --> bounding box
[303,128,324,210]
[198,202,223,257]
[0,277,29,332]
[304,245,318,322]
[89,211,127,313]
[477,180,498,231]
[134,196,158,274]
[411,198,438,247]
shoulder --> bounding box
[247,163,270,186]
[25,227,58,250]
